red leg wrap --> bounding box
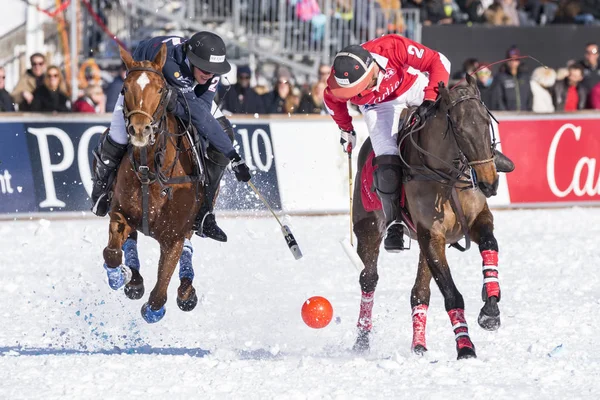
[357,291,375,331]
[448,308,474,350]
[411,304,428,349]
[481,250,500,299]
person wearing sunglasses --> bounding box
[91,32,251,243]
[0,66,15,112]
[29,65,70,113]
[10,53,46,111]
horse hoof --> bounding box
[177,291,198,312]
[457,346,477,360]
[141,302,166,324]
[352,331,370,353]
[104,264,132,290]
[478,311,501,331]
[124,283,145,300]
[412,344,428,356]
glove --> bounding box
[340,129,356,153]
[165,87,179,113]
[415,100,436,122]
[230,153,252,182]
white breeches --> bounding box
[359,71,428,156]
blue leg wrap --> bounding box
[141,302,166,324]
[122,238,140,271]
[104,263,131,290]
[179,238,195,281]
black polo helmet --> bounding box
[186,31,231,75]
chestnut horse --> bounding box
[352,74,502,359]
[101,45,203,323]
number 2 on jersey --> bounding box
[408,45,424,59]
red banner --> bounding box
[500,117,600,203]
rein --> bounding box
[398,90,498,252]
[122,65,202,236]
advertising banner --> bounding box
[0,118,281,214]
[499,118,600,204]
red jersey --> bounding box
[324,35,450,131]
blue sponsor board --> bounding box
[0,123,37,213]
[0,120,280,215]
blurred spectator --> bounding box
[530,66,557,112]
[553,63,587,111]
[421,0,456,25]
[11,53,46,111]
[579,43,600,91]
[588,82,600,109]
[475,65,495,107]
[578,0,600,22]
[262,68,294,113]
[30,66,70,112]
[0,66,15,112]
[490,46,533,111]
[456,0,487,23]
[317,63,331,85]
[484,3,511,24]
[556,67,569,81]
[73,85,105,113]
[219,65,266,114]
[496,0,521,25]
[452,58,480,82]
[284,86,302,114]
[377,0,406,32]
[298,81,327,114]
[552,0,581,23]
[105,63,126,112]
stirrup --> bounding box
[195,211,227,242]
[384,221,409,252]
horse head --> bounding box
[119,44,171,148]
[438,74,499,197]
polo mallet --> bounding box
[247,181,303,260]
[339,144,366,272]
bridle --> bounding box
[445,94,498,168]
[398,88,499,189]
[121,66,174,145]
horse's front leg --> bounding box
[176,233,198,312]
[470,204,501,331]
[410,251,432,355]
[352,216,383,353]
[418,227,476,360]
[140,236,185,323]
[123,230,145,300]
[103,212,133,290]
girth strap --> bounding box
[139,146,151,236]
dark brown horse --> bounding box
[352,74,502,359]
[101,45,202,323]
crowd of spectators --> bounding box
[1,41,599,115]
[450,42,600,112]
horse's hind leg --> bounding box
[103,212,133,290]
[418,227,476,360]
[352,216,383,353]
[141,237,184,323]
[470,204,501,331]
[410,251,433,355]
[123,231,145,300]
[176,234,198,312]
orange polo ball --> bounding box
[301,296,333,329]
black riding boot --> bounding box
[374,155,405,253]
[494,150,515,173]
[91,133,128,216]
[194,155,228,242]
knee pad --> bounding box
[373,156,403,195]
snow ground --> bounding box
[0,208,599,399]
